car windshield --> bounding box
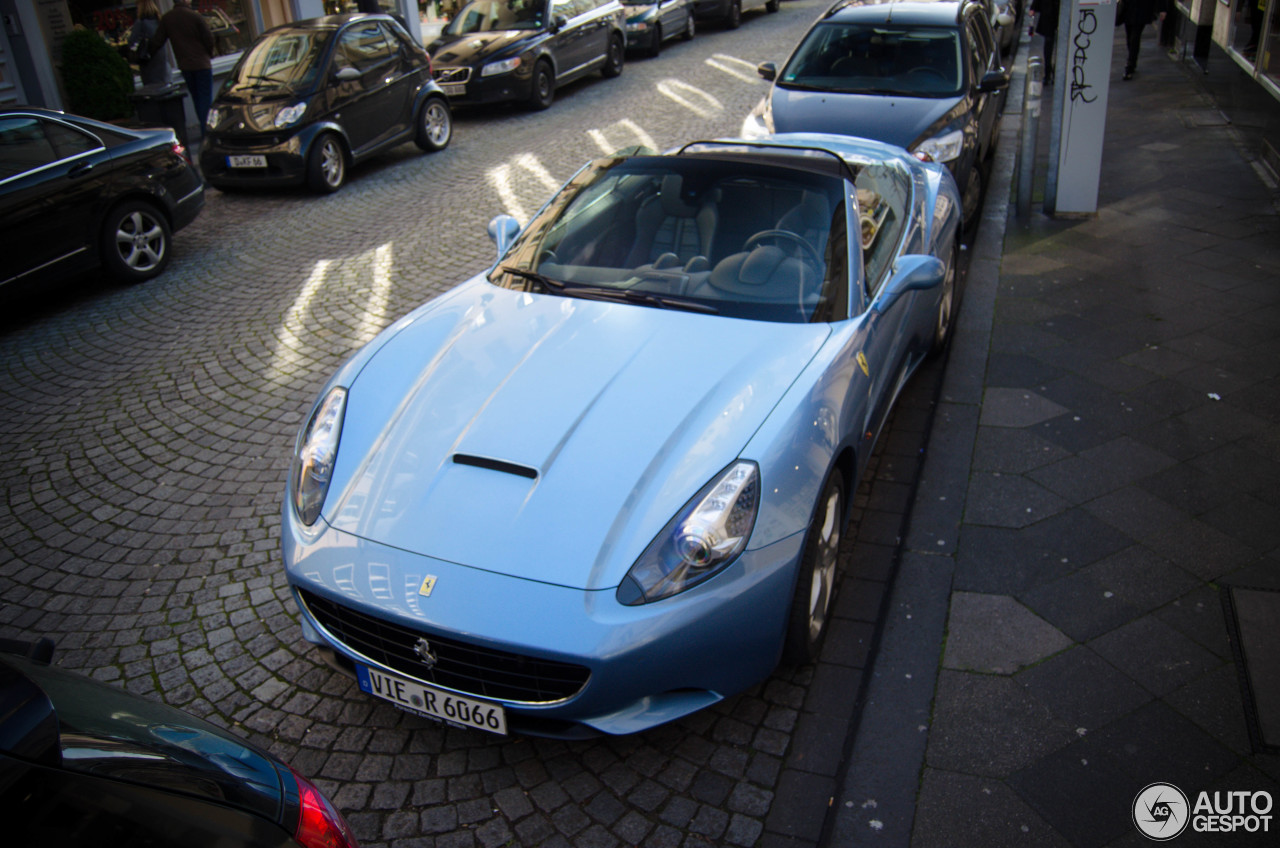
[781,23,963,97]
[444,0,547,34]
[224,28,332,95]
[490,154,851,324]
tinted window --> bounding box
[445,0,547,33]
[337,22,394,70]
[0,117,59,179]
[781,23,964,97]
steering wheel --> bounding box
[742,229,823,268]
[741,229,824,318]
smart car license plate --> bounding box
[228,154,267,168]
[440,83,466,97]
[356,664,507,735]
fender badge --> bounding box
[418,575,438,597]
[857,351,870,377]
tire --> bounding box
[306,133,346,193]
[528,61,554,110]
[930,239,960,357]
[766,0,779,12]
[100,199,171,283]
[414,96,452,152]
[601,33,624,78]
[647,23,663,58]
[783,471,845,665]
[683,11,696,40]
[726,0,741,29]
[960,157,986,236]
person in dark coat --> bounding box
[150,0,216,136]
[1119,0,1168,79]
[1029,0,1060,84]
[128,0,170,85]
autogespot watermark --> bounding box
[1132,783,1274,840]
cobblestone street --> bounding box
[0,5,956,845]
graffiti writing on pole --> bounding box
[1070,8,1097,103]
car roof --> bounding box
[821,0,972,27]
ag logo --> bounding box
[1133,783,1190,841]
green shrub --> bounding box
[60,28,135,121]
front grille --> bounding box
[298,589,589,704]
[433,66,471,84]
[214,135,286,150]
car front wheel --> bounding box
[101,200,171,283]
[529,61,555,110]
[307,133,346,193]
[648,23,663,57]
[726,0,741,28]
[683,11,696,39]
[414,97,452,152]
[930,239,960,356]
[783,471,845,665]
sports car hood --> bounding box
[428,30,538,66]
[768,86,962,150]
[323,279,829,591]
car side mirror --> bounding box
[978,68,1011,92]
[551,15,567,33]
[757,62,777,82]
[488,214,521,257]
[334,66,361,82]
[875,255,945,312]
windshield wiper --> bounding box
[501,266,565,293]
[501,267,717,314]
[617,290,719,315]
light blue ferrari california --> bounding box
[283,133,962,737]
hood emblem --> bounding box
[419,574,437,597]
[413,637,438,670]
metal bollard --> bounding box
[1017,55,1043,219]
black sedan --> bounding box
[0,637,360,848]
[202,14,452,194]
[0,107,204,289]
[742,0,1009,228]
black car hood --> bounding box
[768,86,964,150]
[429,30,539,65]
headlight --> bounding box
[481,56,522,77]
[740,100,771,140]
[627,22,649,32]
[617,461,759,605]
[291,387,347,526]
[275,102,307,128]
[913,128,964,164]
[205,106,223,130]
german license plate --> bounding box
[440,83,466,97]
[356,664,507,735]
[228,154,267,168]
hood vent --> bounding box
[452,454,539,480]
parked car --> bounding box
[427,0,626,110]
[201,14,451,194]
[693,0,776,29]
[282,133,961,738]
[0,107,204,289]
[742,0,1009,228]
[0,637,359,848]
[623,0,696,57]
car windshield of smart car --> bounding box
[491,155,851,324]
[781,23,962,97]
[224,29,332,94]
[445,0,547,33]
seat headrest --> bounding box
[659,174,699,217]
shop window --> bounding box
[76,1,254,70]
[1224,0,1267,62]
[1259,0,1280,84]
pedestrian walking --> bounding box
[149,0,215,136]
[128,0,169,85]
[1029,0,1059,84]
[1118,0,1168,79]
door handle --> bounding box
[67,162,94,178]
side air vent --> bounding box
[452,454,538,479]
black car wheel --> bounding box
[414,97,452,152]
[930,239,960,356]
[960,158,986,235]
[766,0,780,12]
[307,133,346,193]
[529,61,555,110]
[101,199,171,283]
[683,10,696,39]
[601,33,624,77]
[726,0,741,29]
[648,23,663,58]
[783,471,844,665]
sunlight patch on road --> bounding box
[588,119,658,155]
[487,153,560,222]
[656,79,723,118]
[354,243,394,345]
[267,257,332,383]
[706,53,761,84]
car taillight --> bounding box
[171,141,191,164]
[291,766,361,848]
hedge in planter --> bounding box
[60,28,135,121]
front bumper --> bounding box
[433,66,533,106]
[283,515,804,736]
[200,132,308,189]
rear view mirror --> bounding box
[334,66,361,82]
[875,254,945,312]
[757,62,778,82]
[488,214,521,257]
[978,68,1011,92]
